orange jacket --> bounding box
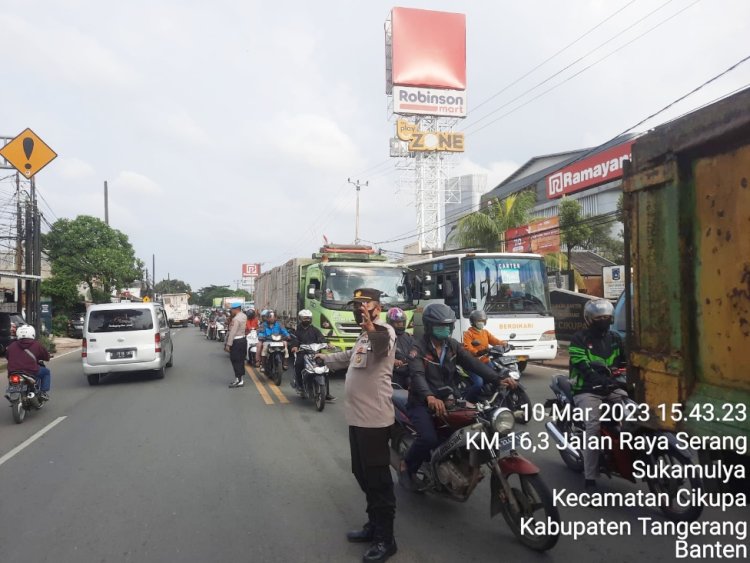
[463,326,505,363]
[245,317,259,334]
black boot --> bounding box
[362,539,397,562]
[346,522,373,543]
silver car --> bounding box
[82,302,174,386]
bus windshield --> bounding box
[461,257,549,315]
[323,266,411,309]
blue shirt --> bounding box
[259,321,289,339]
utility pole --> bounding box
[104,180,109,225]
[152,254,156,294]
[347,178,368,245]
[15,173,23,314]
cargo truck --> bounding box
[622,87,749,475]
[161,293,191,327]
[255,245,414,350]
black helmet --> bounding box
[422,303,456,332]
[583,299,614,325]
[469,310,488,327]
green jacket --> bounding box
[569,328,626,394]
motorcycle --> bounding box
[295,343,330,411]
[544,367,703,522]
[217,321,227,343]
[206,320,217,340]
[246,329,259,366]
[263,334,287,386]
[459,333,532,424]
[391,386,560,552]
[4,362,48,424]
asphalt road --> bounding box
[0,329,745,563]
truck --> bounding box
[255,245,414,350]
[622,87,749,476]
[161,293,191,327]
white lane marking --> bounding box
[50,348,81,361]
[0,416,68,468]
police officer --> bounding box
[225,303,248,388]
[319,288,397,562]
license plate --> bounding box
[269,343,284,348]
[111,350,133,359]
[6,385,21,393]
[497,434,515,453]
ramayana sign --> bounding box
[546,141,633,199]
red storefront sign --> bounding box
[546,141,633,199]
[505,225,530,253]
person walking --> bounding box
[225,303,248,388]
[319,288,398,562]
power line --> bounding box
[471,0,640,114]
[467,0,701,135]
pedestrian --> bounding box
[225,303,248,388]
[319,288,397,562]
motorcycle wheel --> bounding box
[272,355,283,386]
[555,420,584,473]
[517,361,528,373]
[11,400,25,424]
[314,380,325,412]
[499,473,560,552]
[647,447,704,522]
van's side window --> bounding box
[158,309,168,330]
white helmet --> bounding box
[298,309,313,319]
[17,325,36,340]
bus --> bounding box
[404,252,557,371]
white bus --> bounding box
[405,252,557,371]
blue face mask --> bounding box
[431,326,452,340]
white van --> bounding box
[82,302,174,386]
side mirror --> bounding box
[397,285,404,294]
[509,332,516,339]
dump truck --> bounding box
[255,245,414,350]
[161,293,191,327]
[622,87,749,476]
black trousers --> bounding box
[349,425,396,542]
[230,338,247,378]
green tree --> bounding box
[40,274,81,316]
[453,191,536,251]
[558,198,592,290]
[194,285,253,307]
[43,215,143,304]
[155,279,192,294]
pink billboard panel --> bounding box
[391,7,466,90]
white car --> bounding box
[82,302,174,386]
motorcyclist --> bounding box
[245,308,259,334]
[400,304,517,491]
[259,310,290,371]
[6,325,51,401]
[570,298,628,491]
[255,309,270,366]
[387,307,417,390]
[289,310,335,401]
[462,309,508,403]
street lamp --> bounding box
[347,178,368,245]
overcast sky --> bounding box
[1,0,748,290]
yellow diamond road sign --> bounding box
[0,128,57,179]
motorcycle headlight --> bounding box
[491,408,515,434]
[508,370,521,380]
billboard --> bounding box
[505,217,560,255]
[395,119,464,152]
[390,7,466,91]
[242,263,261,278]
[546,141,633,199]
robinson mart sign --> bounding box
[546,141,633,199]
[393,85,467,118]
[242,263,261,278]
